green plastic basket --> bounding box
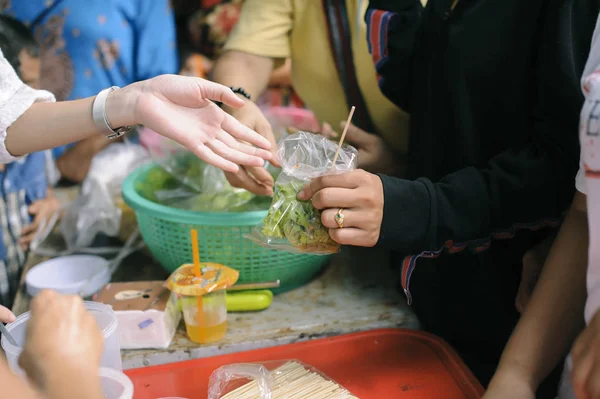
[122,163,330,292]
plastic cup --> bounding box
[100,367,134,399]
[1,301,122,376]
[181,290,227,344]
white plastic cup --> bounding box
[1,301,122,375]
[100,367,134,399]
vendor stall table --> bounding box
[125,328,484,399]
[13,241,417,369]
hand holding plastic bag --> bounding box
[248,131,357,254]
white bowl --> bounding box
[25,255,111,297]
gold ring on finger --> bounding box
[334,208,345,229]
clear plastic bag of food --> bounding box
[248,131,357,254]
[208,360,359,399]
[138,126,267,212]
[139,126,226,193]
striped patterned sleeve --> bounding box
[364,1,423,110]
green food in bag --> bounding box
[249,131,358,255]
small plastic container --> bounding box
[101,367,134,399]
[1,301,122,375]
[180,290,227,344]
[25,255,111,298]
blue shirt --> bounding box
[5,0,178,158]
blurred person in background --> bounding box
[0,15,60,308]
[2,0,178,183]
[210,0,410,195]
[172,0,301,108]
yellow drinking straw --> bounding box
[190,229,203,324]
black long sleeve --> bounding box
[372,0,598,255]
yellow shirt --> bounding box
[224,0,409,153]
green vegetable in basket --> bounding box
[136,157,273,213]
[136,166,178,202]
[261,181,339,253]
[168,189,255,212]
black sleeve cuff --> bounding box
[377,174,431,253]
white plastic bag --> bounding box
[59,142,149,249]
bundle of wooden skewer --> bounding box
[220,361,359,399]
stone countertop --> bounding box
[13,236,417,369]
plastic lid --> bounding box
[165,263,239,296]
[25,255,111,297]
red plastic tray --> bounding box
[125,329,483,399]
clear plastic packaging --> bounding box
[139,126,226,193]
[138,126,262,212]
[58,142,149,249]
[248,131,357,254]
[208,360,359,399]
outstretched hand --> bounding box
[111,75,273,173]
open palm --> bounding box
[134,75,272,172]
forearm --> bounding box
[268,59,292,87]
[493,195,588,389]
[56,136,113,183]
[212,50,274,100]
[5,85,137,157]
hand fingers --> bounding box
[586,362,600,399]
[222,112,273,152]
[573,353,595,399]
[19,236,34,250]
[225,169,272,196]
[246,165,275,188]
[196,79,245,108]
[321,122,338,139]
[28,202,41,215]
[311,187,359,210]
[573,328,593,362]
[215,130,272,163]
[0,305,16,323]
[321,208,370,229]
[192,143,239,173]
[255,118,279,166]
[515,283,529,314]
[340,122,373,147]
[30,290,58,314]
[207,138,268,167]
[298,172,360,201]
[20,223,36,237]
[573,334,595,399]
[329,227,378,247]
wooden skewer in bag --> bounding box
[330,106,356,169]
